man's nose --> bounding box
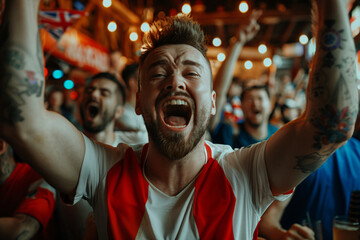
[90,89,101,99]
[165,74,186,91]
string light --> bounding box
[263,58,272,67]
[107,21,117,32]
[258,44,267,54]
[182,3,192,14]
[103,0,112,8]
[129,32,139,41]
[212,37,222,47]
[244,60,253,69]
[217,53,226,62]
[299,34,309,45]
[141,22,150,32]
[239,1,249,13]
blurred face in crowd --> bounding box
[80,78,123,133]
[228,82,242,99]
[242,88,271,128]
[48,90,64,109]
[136,44,216,160]
[282,107,300,124]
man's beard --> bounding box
[144,106,210,160]
[80,108,115,134]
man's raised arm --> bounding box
[0,0,85,195]
[265,0,359,195]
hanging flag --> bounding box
[38,9,86,40]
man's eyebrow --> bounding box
[149,59,169,70]
[182,60,203,69]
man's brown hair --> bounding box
[139,14,208,65]
[138,14,213,91]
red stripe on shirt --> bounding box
[193,143,236,239]
[15,188,55,229]
[106,146,149,239]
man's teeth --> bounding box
[164,99,188,107]
[165,123,187,128]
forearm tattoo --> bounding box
[14,214,40,240]
[294,145,337,173]
[294,21,358,173]
[0,24,44,125]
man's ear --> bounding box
[0,139,8,155]
[135,93,142,115]
[115,105,124,119]
[211,90,216,115]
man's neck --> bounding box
[0,156,16,185]
[144,138,207,196]
[243,121,269,140]
[84,126,116,146]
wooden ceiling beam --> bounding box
[281,20,296,44]
[192,9,310,26]
[94,0,141,26]
[263,24,274,43]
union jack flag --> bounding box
[38,9,86,40]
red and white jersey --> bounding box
[73,134,291,239]
[0,163,56,229]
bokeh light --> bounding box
[212,37,222,47]
[103,0,112,8]
[263,58,272,67]
[258,44,267,54]
[182,3,192,14]
[244,60,253,69]
[299,34,309,45]
[52,70,63,79]
[217,53,226,62]
[107,21,117,32]
[239,1,249,13]
[129,32,139,41]
[64,80,74,90]
[141,22,150,32]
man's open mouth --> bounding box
[162,99,192,128]
[87,103,100,119]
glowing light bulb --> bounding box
[212,37,222,47]
[141,22,150,32]
[108,21,117,32]
[129,32,138,41]
[217,53,226,62]
[244,60,253,69]
[239,1,249,13]
[182,3,192,14]
[103,0,112,8]
[258,44,267,54]
[299,34,309,45]
[263,58,272,67]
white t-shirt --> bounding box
[117,103,147,132]
[73,134,291,239]
[114,130,148,146]
[56,132,147,240]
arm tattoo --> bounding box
[15,230,30,240]
[309,71,356,150]
[294,143,337,174]
[294,151,330,174]
[14,214,40,240]
[0,24,44,125]
[1,71,44,124]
